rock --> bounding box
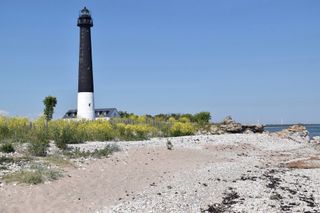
[244,129,254,134]
[210,125,225,135]
[166,140,173,150]
[47,141,61,155]
[197,116,264,135]
[220,116,243,133]
[221,116,264,134]
[274,124,310,143]
[311,136,320,144]
[243,125,264,133]
[223,116,234,125]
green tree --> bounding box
[194,112,211,124]
[43,96,57,122]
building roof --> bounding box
[63,108,119,119]
[95,108,119,118]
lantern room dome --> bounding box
[80,7,91,17]
[78,7,93,27]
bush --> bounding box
[50,120,86,145]
[0,125,9,140]
[52,126,74,150]
[63,147,91,158]
[53,129,68,150]
[170,122,195,137]
[28,128,49,157]
[194,112,211,125]
[91,144,121,158]
[0,143,15,153]
[115,123,156,140]
[0,116,30,142]
[64,144,120,159]
[179,117,191,123]
[85,120,115,141]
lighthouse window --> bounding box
[89,103,91,107]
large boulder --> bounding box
[197,116,265,135]
[243,124,264,133]
[274,124,310,143]
[219,116,243,133]
[217,116,265,134]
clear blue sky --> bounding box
[0,0,319,124]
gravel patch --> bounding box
[91,134,320,212]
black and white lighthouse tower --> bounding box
[77,7,95,120]
[63,7,121,120]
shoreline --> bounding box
[1,133,320,212]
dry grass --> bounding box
[3,163,62,185]
[4,170,44,184]
[45,155,73,167]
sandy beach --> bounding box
[1,134,320,213]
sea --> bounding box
[265,124,320,139]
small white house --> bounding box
[63,108,120,120]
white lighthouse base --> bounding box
[77,92,95,120]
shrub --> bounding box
[44,169,62,181]
[126,124,153,140]
[170,122,195,137]
[63,147,91,158]
[33,116,47,128]
[0,125,9,140]
[53,129,68,150]
[28,128,49,157]
[168,117,177,123]
[65,144,120,159]
[50,120,86,145]
[0,143,15,153]
[179,117,191,123]
[181,114,194,122]
[3,117,30,142]
[85,120,115,141]
[29,163,62,181]
[115,123,156,140]
[194,112,211,125]
[52,126,75,150]
[6,117,29,130]
[91,144,121,158]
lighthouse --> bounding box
[77,7,95,120]
[63,7,121,120]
